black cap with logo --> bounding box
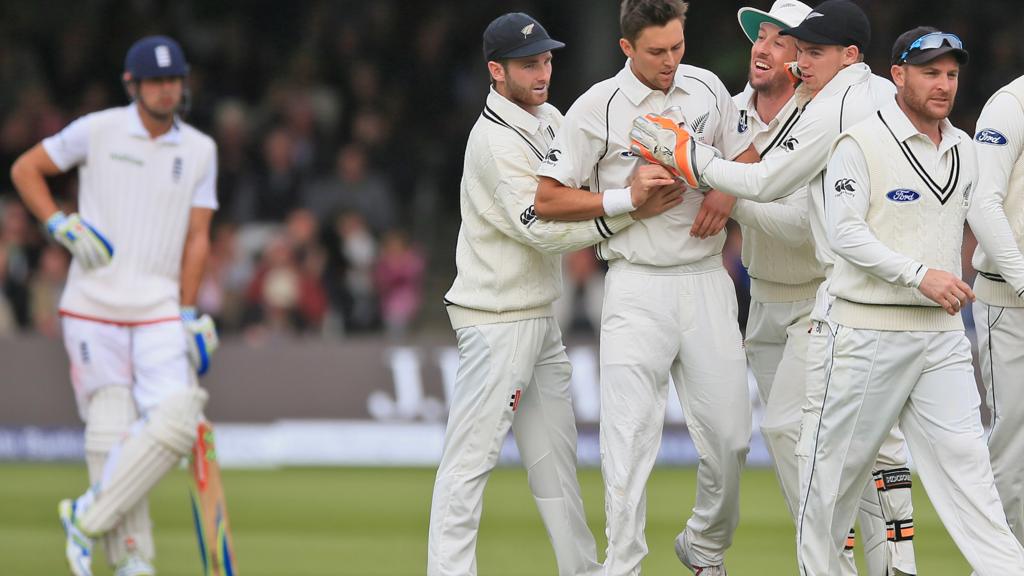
[780,0,870,50]
[482,12,565,62]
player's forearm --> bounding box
[520,214,633,254]
[968,198,1024,295]
[534,177,605,221]
[732,198,808,247]
[180,209,214,308]
[10,148,60,222]
[179,234,208,308]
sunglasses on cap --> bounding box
[896,32,963,64]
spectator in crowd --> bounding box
[243,231,328,336]
[373,229,425,338]
[323,210,378,334]
[234,127,304,223]
[27,244,68,338]
[302,143,396,233]
[0,242,18,336]
[554,250,605,336]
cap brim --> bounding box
[498,38,566,60]
[904,46,969,66]
[737,8,789,44]
[779,24,846,47]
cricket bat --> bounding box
[189,420,237,576]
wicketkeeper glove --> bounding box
[629,114,721,191]
[182,307,219,376]
[46,211,114,270]
[785,61,802,86]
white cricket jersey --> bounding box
[731,84,824,302]
[42,104,218,323]
[444,88,635,330]
[826,99,977,332]
[537,60,751,267]
[970,77,1024,307]
[701,63,895,320]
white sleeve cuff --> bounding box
[905,264,928,288]
[602,188,636,217]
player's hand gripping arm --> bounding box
[11,144,114,270]
[689,146,760,238]
[826,137,973,315]
[484,143,680,254]
[180,207,219,375]
[967,92,1024,300]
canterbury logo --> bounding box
[834,178,857,195]
[520,205,538,227]
[521,24,535,38]
[781,136,799,151]
[805,11,824,19]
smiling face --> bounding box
[749,22,798,95]
[620,18,685,92]
[489,51,554,110]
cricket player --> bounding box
[970,76,1024,547]
[535,1,759,573]
[629,2,917,573]
[795,27,1024,575]
[427,13,682,576]
[10,36,218,576]
[731,0,822,527]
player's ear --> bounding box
[122,72,136,100]
[487,60,505,85]
[890,64,906,89]
[619,37,634,59]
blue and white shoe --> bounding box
[59,495,94,576]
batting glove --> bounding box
[46,211,115,270]
[182,307,219,376]
[630,113,721,191]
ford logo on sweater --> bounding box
[975,129,1008,145]
[886,189,920,203]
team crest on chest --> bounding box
[172,157,183,183]
[689,112,710,142]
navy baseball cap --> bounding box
[780,0,870,50]
[891,26,969,66]
[124,35,189,79]
[482,13,565,62]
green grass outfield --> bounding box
[0,464,967,575]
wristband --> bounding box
[602,188,636,217]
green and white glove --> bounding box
[46,211,115,270]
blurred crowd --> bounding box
[0,0,1018,339]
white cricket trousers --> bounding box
[745,298,815,521]
[427,317,601,576]
[797,325,1024,576]
[799,320,917,576]
[974,301,1024,545]
[600,258,750,575]
[62,315,194,565]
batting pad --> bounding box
[80,387,207,535]
[84,386,155,565]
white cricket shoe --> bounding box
[114,553,156,576]
[59,496,94,576]
[674,529,727,576]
